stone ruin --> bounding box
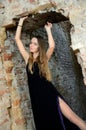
[0,0,86,130]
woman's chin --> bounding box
[30,50,34,53]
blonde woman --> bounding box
[15,17,86,130]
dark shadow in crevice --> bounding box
[14,11,69,33]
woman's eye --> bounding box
[29,42,32,44]
[30,42,38,46]
[34,43,37,45]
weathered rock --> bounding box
[0,1,86,130]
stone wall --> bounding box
[0,0,86,130]
[0,27,12,129]
[0,28,35,130]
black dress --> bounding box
[26,62,80,130]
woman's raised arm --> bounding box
[45,22,55,61]
[15,17,29,64]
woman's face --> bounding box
[29,37,39,53]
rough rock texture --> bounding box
[0,0,86,130]
[0,0,86,83]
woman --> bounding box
[15,17,86,130]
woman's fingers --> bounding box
[46,22,52,28]
[20,16,28,21]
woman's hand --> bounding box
[44,22,52,32]
[18,16,28,26]
[19,16,28,22]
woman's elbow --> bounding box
[14,36,17,41]
[14,36,20,41]
[51,45,55,50]
[51,41,55,49]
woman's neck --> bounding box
[33,52,39,61]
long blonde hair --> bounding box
[28,36,52,81]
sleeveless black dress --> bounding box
[26,62,80,130]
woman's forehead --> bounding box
[31,37,38,42]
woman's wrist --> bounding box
[46,29,52,35]
[18,24,22,27]
[18,20,24,26]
